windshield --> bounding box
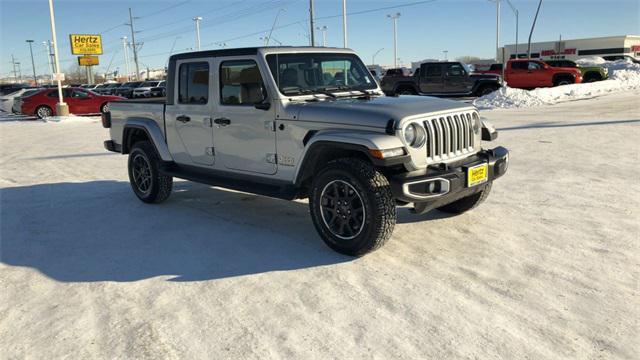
[266,53,377,96]
[107,83,120,88]
[123,82,142,87]
[141,81,159,87]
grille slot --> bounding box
[422,111,477,162]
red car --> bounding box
[21,87,124,119]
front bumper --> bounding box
[389,147,509,206]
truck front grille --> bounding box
[423,112,478,161]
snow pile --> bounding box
[474,60,640,109]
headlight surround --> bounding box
[472,113,482,134]
[403,123,427,148]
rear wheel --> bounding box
[127,141,173,203]
[396,87,417,95]
[35,105,53,119]
[476,85,499,96]
[583,73,602,83]
[438,183,492,214]
[309,158,396,256]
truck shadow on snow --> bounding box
[0,181,441,282]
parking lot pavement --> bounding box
[1,91,639,359]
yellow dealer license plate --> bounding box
[467,163,488,187]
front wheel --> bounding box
[100,102,109,114]
[309,158,396,256]
[127,141,173,203]
[477,85,499,96]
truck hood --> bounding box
[285,95,474,128]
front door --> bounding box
[419,64,443,93]
[166,59,215,166]
[443,63,472,94]
[212,57,276,175]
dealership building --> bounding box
[498,35,640,61]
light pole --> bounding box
[490,0,501,61]
[309,0,315,46]
[342,0,348,48]
[504,0,519,59]
[528,0,543,59]
[316,26,328,46]
[387,13,401,68]
[193,16,203,51]
[47,0,68,116]
[443,50,448,61]
[372,47,384,65]
[266,8,286,46]
[121,36,130,81]
[25,40,38,86]
[42,41,54,84]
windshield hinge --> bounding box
[264,120,276,132]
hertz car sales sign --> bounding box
[69,34,103,55]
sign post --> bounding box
[48,0,68,116]
[70,35,102,85]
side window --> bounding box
[178,62,209,104]
[72,90,89,98]
[425,65,442,77]
[445,64,465,77]
[220,60,266,106]
[511,61,528,70]
[528,62,542,71]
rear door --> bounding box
[212,56,276,175]
[165,58,215,166]
[419,64,443,93]
[443,63,472,94]
[506,61,528,87]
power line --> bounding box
[139,0,192,18]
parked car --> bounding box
[114,81,144,98]
[103,46,509,256]
[380,62,502,96]
[12,88,43,114]
[92,84,109,94]
[0,88,39,112]
[602,55,640,64]
[545,59,608,82]
[21,87,124,118]
[149,81,166,97]
[0,88,40,113]
[132,81,163,98]
[501,59,582,88]
[98,83,123,95]
[0,83,30,96]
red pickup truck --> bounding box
[476,60,583,89]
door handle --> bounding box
[176,115,191,123]
[213,117,231,126]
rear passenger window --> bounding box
[219,60,266,105]
[511,61,528,70]
[425,65,442,77]
[178,62,209,104]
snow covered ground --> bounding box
[475,59,640,109]
[1,92,639,359]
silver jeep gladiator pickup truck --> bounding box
[103,46,509,256]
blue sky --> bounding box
[1,0,638,78]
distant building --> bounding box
[498,34,640,62]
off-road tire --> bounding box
[309,158,396,256]
[396,86,417,96]
[437,182,492,214]
[128,141,173,204]
[35,105,53,119]
[553,76,574,87]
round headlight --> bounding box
[404,123,426,148]
[472,113,481,134]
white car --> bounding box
[132,81,162,98]
[0,88,39,113]
[11,88,43,114]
